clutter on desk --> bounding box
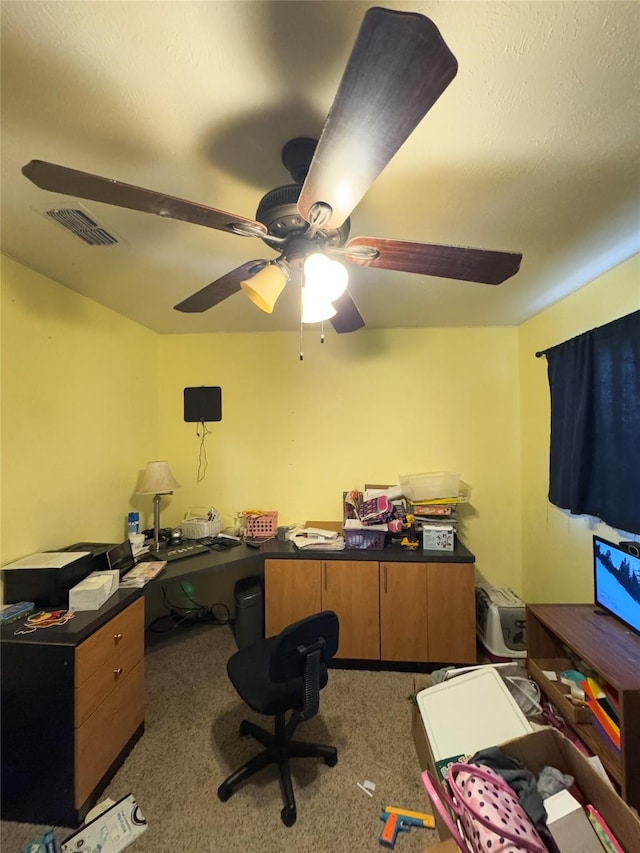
[120,560,167,588]
[68,569,119,611]
[0,600,35,623]
[181,506,221,539]
[291,526,345,550]
[14,608,75,634]
[242,509,279,539]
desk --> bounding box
[150,537,475,586]
[150,539,477,665]
[1,589,144,827]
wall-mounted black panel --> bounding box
[184,386,222,422]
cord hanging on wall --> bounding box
[184,387,222,482]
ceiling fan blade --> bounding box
[345,236,522,285]
[298,8,457,230]
[22,160,267,237]
[174,260,268,313]
[330,290,366,334]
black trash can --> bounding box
[233,576,264,649]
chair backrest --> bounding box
[270,610,339,719]
[270,610,339,683]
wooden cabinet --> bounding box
[380,562,429,661]
[380,561,476,663]
[1,593,145,827]
[527,604,640,812]
[265,559,379,658]
[265,557,476,664]
[265,559,322,637]
[323,560,379,659]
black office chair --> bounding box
[217,610,339,826]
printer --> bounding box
[1,542,115,608]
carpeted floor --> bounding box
[2,622,440,852]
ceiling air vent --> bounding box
[44,207,119,246]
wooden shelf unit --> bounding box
[526,603,640,812]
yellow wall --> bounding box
[157,326,521,589]
[2,251,638,608]
[518,254,640,603]
[1,256,160,565]
[1,255,521,590]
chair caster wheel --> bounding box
[217,782,233,802]
[281,805,297,827]
[239,720,251,736]
[324,753,338,767]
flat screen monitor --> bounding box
[593,535,640,635]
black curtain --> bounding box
[544,310,640,534]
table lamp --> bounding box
[136,461,181,550]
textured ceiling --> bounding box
[1,1,639,334]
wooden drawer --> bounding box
[75,659,145,808]
[75,629,144,727]
[75,598,144,687]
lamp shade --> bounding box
[136,461,180,495]
[241,263,287,314]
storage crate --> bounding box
[245,511,278,539]
[399,471,460,502]
[182,509,221,539]
[344,528,386,550]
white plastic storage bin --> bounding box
[399,472,460,501]
[475,583,527,659]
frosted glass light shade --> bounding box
[303,253,348,302]
[136,461,180,495]
[241,263,287,313]
[301,286,337,324]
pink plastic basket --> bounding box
[344,528,386,550]
[245,511,278,539]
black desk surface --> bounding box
[1,540,475,645]
[155,537,475,585]
[0,588,142,647]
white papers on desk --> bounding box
[2,552,91,569]
[290,527,345,551]
[69,570,119,611]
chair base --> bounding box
[217,716,338,827]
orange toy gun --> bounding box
[379,806,435,848]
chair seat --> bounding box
[227,636,328,716]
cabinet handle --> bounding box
[114,667,123,677]
[384,565,388,593]
[324,564,327,591]
[114,633,123,643]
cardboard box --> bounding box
[61,794,147,852]
[412,676,640,850]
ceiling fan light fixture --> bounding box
[303,253,348,302]
[301,286,337,324]
[240,261,288,314]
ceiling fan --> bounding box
[21,6,522,334]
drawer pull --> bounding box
[114,633,123,643]
[114,667,123,677]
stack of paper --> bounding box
[290,527,345,551]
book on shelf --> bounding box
[120,561,167,588]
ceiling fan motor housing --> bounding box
[255,183,350,263]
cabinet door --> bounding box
[264,559,322,637]
[322,561,380,659]
[380,562,429,661]
[426,562,476,663]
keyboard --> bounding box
[161,542,211,561]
